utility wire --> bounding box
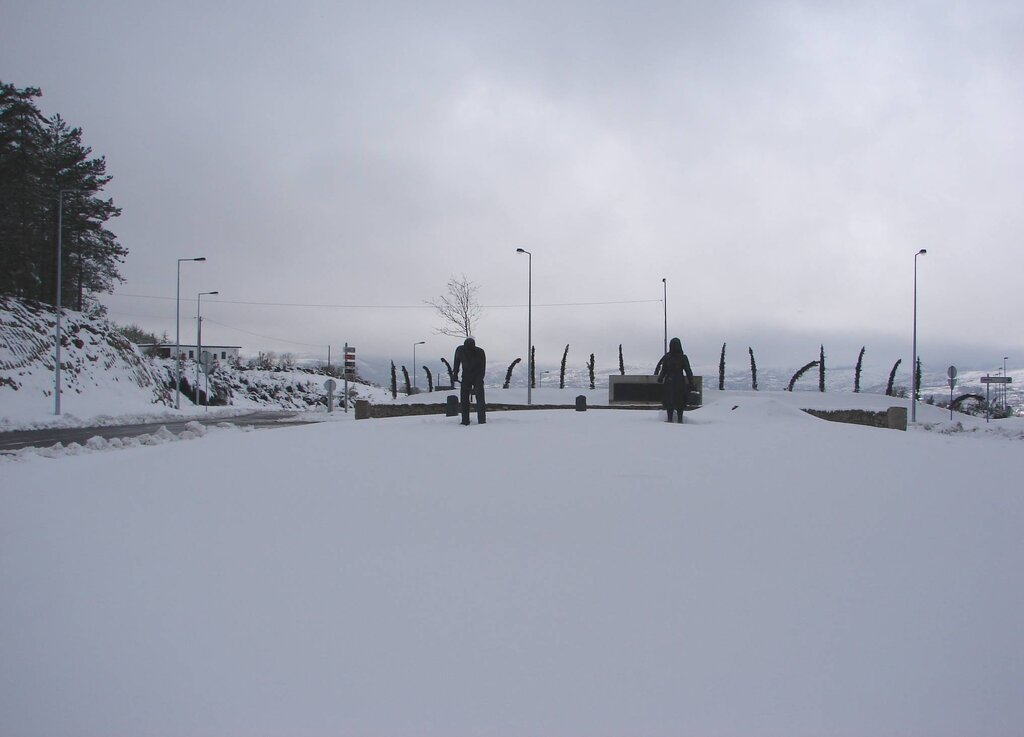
[200,318,328,349]
[107,292,661,309]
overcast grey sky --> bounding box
[3,0,1022,373]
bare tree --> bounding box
[426,274,484,338]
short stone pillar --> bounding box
[445,395,459,417]
[354,399,371,420]
[887,406,907,431]
[575,395,587,411]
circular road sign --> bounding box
[947,365,957,379]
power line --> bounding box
[107,292,661,309]
[201,318,328,349]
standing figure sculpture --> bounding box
[657,337,694,423]
[453,337,487,425]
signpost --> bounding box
[324,378,337,413]
[980,374,1013,422]
[343,344,356,413]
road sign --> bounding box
[980,376,1012,384]
[343,345,356,379]
[947,365,957,379]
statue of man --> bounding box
[454,337,486,425]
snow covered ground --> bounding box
[2,390,1023,736]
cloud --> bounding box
[3,0,1021,370]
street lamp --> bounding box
[662,277,667,355]
[412,341,425,389]
[196,290,219,408]
[175,257,206,409]
[1003,356,1009,409]
[911,248,927,423]
[516,248,532,405]
[53,189,74,415]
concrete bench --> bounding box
[608,375,703,407]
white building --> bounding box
[141,343,242,362]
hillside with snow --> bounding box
[0,297,386,429]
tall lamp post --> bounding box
[911,248,927,423]
[196,290,219,407]
[412,341,425,389]
[53,189,74,415]
[516,248,532,405]
[176,257,206,408]
[1003,356,1009,410]
[662,277,668,355]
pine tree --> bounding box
[441,357,455,386]
[618,344,625,375]
[749,347,758,390]
[886,359,902,397]
[0,83,125,308]
[423,366,433,392]
[42,115,125,309]
[854,347,865,393]
[560,344,569,389]
[587,354,596,390]
[401,365,411,395]
[0,82,47,299]
[530,346,536,389]
[818,344,826,392]
[718,343,726,390]
[390,361,398,399]
[915,357,923,401]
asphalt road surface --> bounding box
[0,411,319,453]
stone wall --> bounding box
[802,407,907,431]
[355,400,653,419]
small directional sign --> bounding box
[980,376,1012,384]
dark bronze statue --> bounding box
[453,337,486,425]
[657,337,694,423]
